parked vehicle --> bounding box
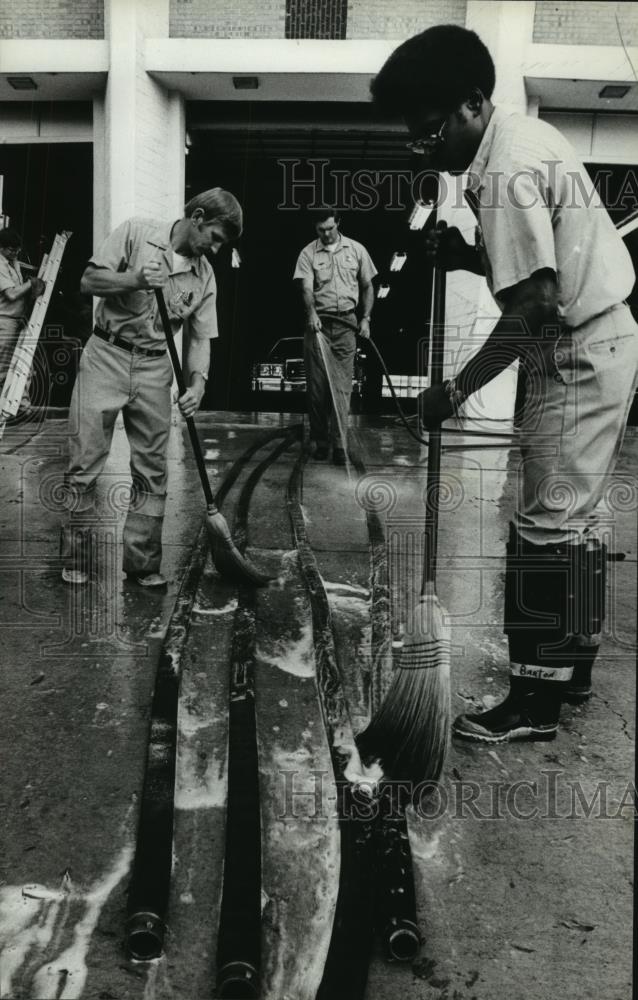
[251,337,367,409]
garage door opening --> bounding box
[186,101,438,413]
[0,142,94,407]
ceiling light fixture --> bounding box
[389,252,407,272]
[233,76,259,90]
[408,201,434,231]
[7,76,37,91]
[599,84,631,99]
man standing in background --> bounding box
[293,209,377,465]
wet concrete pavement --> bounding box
[0,409,635,1000]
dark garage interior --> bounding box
[186,103,638,416]
[1,110,636,419]
[185,101,438,413]
[0,138,93,408]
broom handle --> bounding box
[154,289,216,510]
[421,237,446,595]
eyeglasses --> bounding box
[405,117,448,155]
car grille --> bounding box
[285,360,305,379]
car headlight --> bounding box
[270,364,284,377]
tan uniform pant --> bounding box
[516,303,638,545]
[61,334,173,575]
[304,311,358,447]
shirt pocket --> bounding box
[341,253,358,272]
[339,256,359,289]
[166,281,196,320]
[312,259,331,288]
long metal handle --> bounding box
[421,223,446,594]
[154,289,216,510]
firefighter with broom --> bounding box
[61,189,242,588]
[369,25,638,744]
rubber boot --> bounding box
[563,539,605,704]
[563,644,599,704]
[60,517,95,584]
[455,522,575,744]
[452,674,565,744]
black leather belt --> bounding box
[93,326,166,358]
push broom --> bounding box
[154,289,271,588]
[357,217,452,789]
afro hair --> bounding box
[371,25,495,118]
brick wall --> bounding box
[286,0,347,38]
[533,1,638,46]
[170,0,285,38]
[170,0,466,39]
[347,0,466,39]
[0,0,103,38]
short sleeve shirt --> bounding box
[466,107,635,328]
[293,235,377,315]
[0,255,26,320]
[89,216,219,350]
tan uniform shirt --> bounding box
[467,107,635,329]
[293,235,377,315]
[89,216,219,350]
[0,255,26,320]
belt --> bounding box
[318,310,356,317]
[93,327,166,358]
[317,311,358,326]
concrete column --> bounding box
[92,95,108,248]
[101,0,185,232]
[103,0,138,229]
[166,92,186,217]
[466,1,536,112]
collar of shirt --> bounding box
[145,221,201,276]
[314,234,353,254]
[466,105,515,190]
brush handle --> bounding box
[154,288,217,511]
[421,214,446,594]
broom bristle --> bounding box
[357,594,451,790]
[206,522,273,587]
